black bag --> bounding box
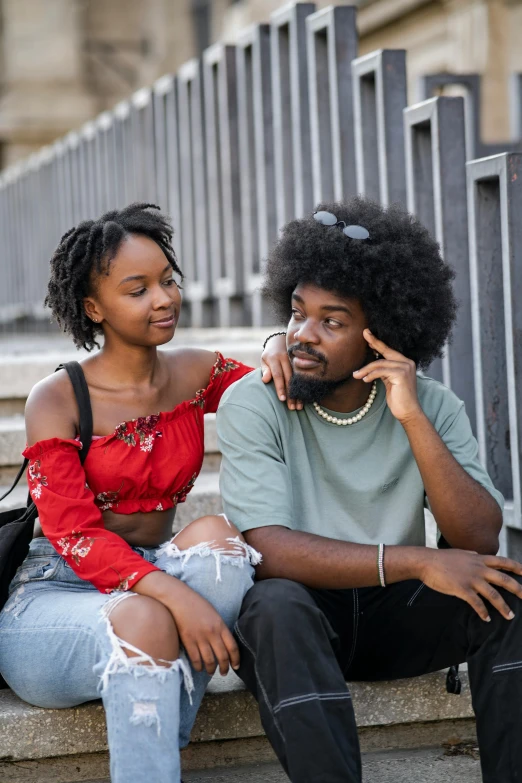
[0,361,93,628]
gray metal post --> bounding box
[352,49,407,206]
[236,24,276,326]
[271,2,316,223]
[130,88,157,204]
[307,5,358,205]
[509,73,522,141]
[404,96,475,430]
[177,58,212,327]
[153,75,182,261]
[466,153,522,536]
[203,42,246,327]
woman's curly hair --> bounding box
[45,203,183,351]
[263,197,457,370]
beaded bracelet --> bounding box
[263,331,287,350]
[377,543,386,587]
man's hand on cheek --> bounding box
[353,329,422,424]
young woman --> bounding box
[0,203,292,783]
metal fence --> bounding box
[1,4,522,544]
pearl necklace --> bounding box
[313,381,378,426]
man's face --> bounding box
[287,283,370,402]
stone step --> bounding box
[0,747,482,783]
[0,670,475,768]
[0,413,220,468]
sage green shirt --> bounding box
[216,370,503,547]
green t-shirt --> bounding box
[216,370,504,547]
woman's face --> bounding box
[83,233,182,347]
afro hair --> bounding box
[262,197,457,370]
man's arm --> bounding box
[245,525,426,587]
[354,330,502,555]
[401,412,501,553]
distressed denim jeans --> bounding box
[0,534,258,783]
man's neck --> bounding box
[318,377,372,413]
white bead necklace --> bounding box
[313,381,378,426]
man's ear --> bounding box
[83,297,103,324]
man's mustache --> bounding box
[288,344,327,365]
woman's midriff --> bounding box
[33,508,177,547]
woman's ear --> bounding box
[83,297,103,324]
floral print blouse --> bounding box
[23,353,252,594]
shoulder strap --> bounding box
[0,459,29,502]
[0,362,93,505]
[56,362,93,464]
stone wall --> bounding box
[0,0,520,168]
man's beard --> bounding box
[288,372,346,404]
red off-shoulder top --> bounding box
[23,353,252,594]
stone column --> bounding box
[0,0,97,166]
[443,0,511,143]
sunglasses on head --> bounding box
[313,211,370,240]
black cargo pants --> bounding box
[234,577,522,782]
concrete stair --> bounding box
[0,330,476,779]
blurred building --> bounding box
[0,0,520,169]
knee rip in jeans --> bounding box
[99,592,194,704]
[156,533,262,583]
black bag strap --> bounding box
[0,460,29,503]
[56,361,93,463]
[0,361,93,504]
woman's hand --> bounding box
[419,548,522,622]
[168,581,239,675]
[134,572,239,675]
[353,330,421,423]
[261,332,303,410]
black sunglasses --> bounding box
[313,211,370,240]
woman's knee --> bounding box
[174,514,243,551]
[108,595,179,664]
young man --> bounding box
[216,198,522,783]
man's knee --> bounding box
[239,578,316,631]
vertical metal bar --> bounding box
[153,75,182,261]
[236,24,276,325]
[80,122,98,219]
[271,2,316,223]
[466,153,522,533]
[509,73,522,141]
[177,58,212,327]
[307,6,358,205]
[404,96,475,429]
[130,88,157,204]
[352,49,407,206]
[203,43,246,327]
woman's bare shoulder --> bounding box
[163,347,218,391]
[25,369,78,444]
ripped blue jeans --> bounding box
[0,533,259,783]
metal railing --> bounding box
[1,4,522,546]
